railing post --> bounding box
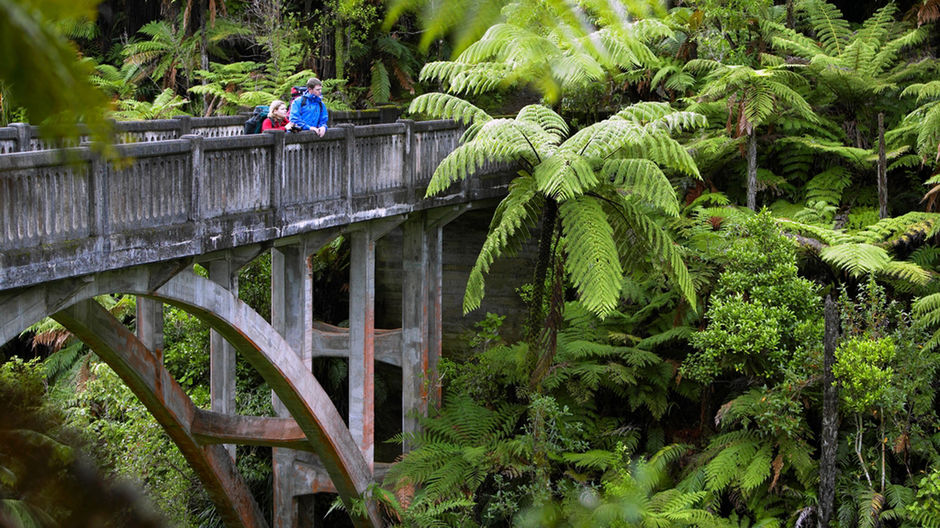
[398,119,415,198]
[182,134,204,252]
[174,115,192,138]
[337,124,356,217]
[267,129,286,223]
[89,153,110,245]
[10,123,30,152]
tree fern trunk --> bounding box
[878,112,888,219]
[529,252,564,390]
[818,295,840,528]
[747,129,757,211]
[786,0,795,29]
[527,198,558,345]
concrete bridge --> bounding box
[0,115,511,527]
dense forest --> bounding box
[5,0,940,526]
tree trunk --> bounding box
[335,25,345,80]
[877,112,888,219]
[747,128,757,211]
[786,0,795,29]
[527,198,558,344]
[818,295,840,528]
[197,0,209,112]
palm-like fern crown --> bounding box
[411,94,705,318]
[417,1,671,101]
[767,0,928,99]
[685,60,817,134]
[896,81,940,162]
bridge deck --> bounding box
[0,120,508,292]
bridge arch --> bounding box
[0,263,380,527]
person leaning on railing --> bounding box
[287,78,329,137]
[262,99,290,131]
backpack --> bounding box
[243,105,269,134]
[286,86,306,114]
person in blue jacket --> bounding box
[289,78,329,137]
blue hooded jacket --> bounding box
[289,92,329,131]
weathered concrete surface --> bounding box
[0,265,382,528]
[53,300,267,528]
[0,120,510,295]
[192,412,311,451]
[208,258,238,460]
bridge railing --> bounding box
[0,108,403,154]
[0,119,499,291]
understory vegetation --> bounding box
[7,0,940,527]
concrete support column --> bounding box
[208,259,238,460]
[349,229,376,468]
[271,244,312,528]
[427,224,444,409]
[401,217,429,450]
[136,297,163,359]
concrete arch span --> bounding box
[0,263,380,527]
[53,300,268,528]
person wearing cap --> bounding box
[289,78,329,137]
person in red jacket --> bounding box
[262,100,289,131]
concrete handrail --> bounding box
[0,118,518,292]
[0,108,403,154]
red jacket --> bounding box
[262,117,288,131]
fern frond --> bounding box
[560,196,624,318]
[463,177,541,313]
[533,151,597,200]
[803,0,851,55]
[820,243,891,277]
[408,92,491,125]
[602,159,678,216]
[616,198,697,309]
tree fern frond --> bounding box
[617,199,697,309]
[820,243,891,277]
[515,104,569,144]
[560,196,624,318]
[533,151,597,200]
[408,92,491,125]
[804,166,852,205]
[803,0,851,55]
[901,81,940,103]
[878,260,931,286]
[602,159,679,216]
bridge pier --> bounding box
[272,241,315,528]
[209,259,239,460]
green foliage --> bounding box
[0,358,164,527]
[113,88,190,120]
[0,0,114,153]
[684,212,821,382]
[833,336,897,414]
[412,96,702,318]
[385,393,527,504]
[909,469,940,528]
[123,17,248,92]
[516,445,720,528]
